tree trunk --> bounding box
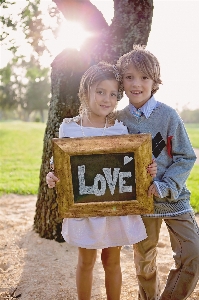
[34,0,154,241]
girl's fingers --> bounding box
[46,172,59,188]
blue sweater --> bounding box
[117,102,196,217]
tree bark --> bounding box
[34,0,154,241]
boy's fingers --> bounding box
[147,159,157,178]
[148,185,152,197]
[148,183,155,197]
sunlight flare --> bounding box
[53,21,91,53]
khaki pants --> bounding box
[133,212,199,300]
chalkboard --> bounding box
[70,152,136,203]
[52,134,154,218]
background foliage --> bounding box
[0,0,61,121]
[1,0,199,124]
[0,122,198,212]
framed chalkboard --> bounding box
[52,134,154,218]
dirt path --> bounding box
[0,194,199,300]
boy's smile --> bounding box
[123,63,154,109]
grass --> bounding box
[184,123,199,212]
[187,165,199,213]
[185,123,199,148]
[0,121,198,212]
[0,121,45,195]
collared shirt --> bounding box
[117,100,196,218]
[129,95,159,119]
[129,95,162,197]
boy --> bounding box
[117,45,199,300]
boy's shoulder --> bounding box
[157,102,177,113]
[118,102,178,118]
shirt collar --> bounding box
[128,96,157,119]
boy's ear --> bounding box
[152,82,159,94]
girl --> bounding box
[46,62,157,300]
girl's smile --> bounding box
[87,79,119,124]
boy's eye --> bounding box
[111,93,117,97]
[142,76,149,80]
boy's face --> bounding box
[123,63,154,108]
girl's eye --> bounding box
[96,90,104,95]
[142,76,149,80]
[111,93,117,97]
[125,75,132,80]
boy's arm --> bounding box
[153,122,196,201]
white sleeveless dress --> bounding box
[59,118,147,249]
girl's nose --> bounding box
[103,94,110,102]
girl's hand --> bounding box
[147,159,157,178]
[46,172,59,188]
[148,183,159,197]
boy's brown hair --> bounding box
[116,45,162,95]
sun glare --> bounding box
[49,21,91,56]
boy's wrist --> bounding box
[153,181,170,198]
[153,181,163,198]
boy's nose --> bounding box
[132,80,141,87]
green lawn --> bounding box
[0,121,198,212]
[187,165,199,213]
[185,123,199,148]
[184,123,199,212]
[0,121,45,195]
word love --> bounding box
[78,155,134,197]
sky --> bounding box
[1,0,199,111]
[91,0,199,111]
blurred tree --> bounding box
[22,57,51,122]
[0,57,50,121]
[0,63,17,111]
[180,109,199,123]
[0,0,17,44]
[1,0,54,57]
[0,0,58,120]
[0,60,26,119]
[34,0,154,241]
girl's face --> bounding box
[123,63,154,108]
[88,79,119,120]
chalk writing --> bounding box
[70,153,136,203]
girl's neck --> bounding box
[82,114,107,128]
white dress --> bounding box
[59,118,147,249]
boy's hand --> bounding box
[147,159,157,178]
[46,172,59,188]
[148,183,159,197]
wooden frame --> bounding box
[52,134,154,218]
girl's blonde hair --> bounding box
[116,45,162,95]
[78,62,123,123]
